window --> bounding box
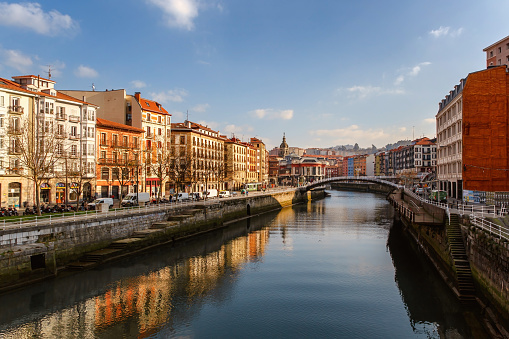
[112,168,119,180]
[100,150,106,159]
[88,127,94,138]
[112,134,118,146]
[101,167,109,180]
[100,133,107,145]
[71,126,77,137]
[158,116,161,123]
[133,137,138,148]
[0,96,4,107]
[180,136,185,144]
[88,144,94,156]
[158,128,161,135]
[71,145,77,156]
[498,47,502,53]
[490,51,493,57]
[147,113,151,121]
[123,135,128,146]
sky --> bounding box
[0,0,508,150]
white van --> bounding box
[121,192,150,206]
[218,190,231,198]
[177,193,189,201]
[88,198,113,210]
[204,189,218,198]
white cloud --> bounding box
[429,26,463,38]
[222,124,254,137]
[345,85,404,100]
[0,2,78,36]
[147,0,199,30]
[250,108,294,120]
[309,125,410,148]
[2,49,33,73]
[150,88,188,103]
[394,62,431,85]
[130,80,146,89]
[424,118,435,124]
[75,65,98,78]
[193,103,209,113]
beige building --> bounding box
[250,137,268,184]
[224,137,247,190]
[170,121,225,193]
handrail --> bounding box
[470,214,509,242]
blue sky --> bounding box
[0,0,508,149]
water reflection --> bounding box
[0,192,484,338]
[0,212,276,338]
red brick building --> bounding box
[462,65,509,192]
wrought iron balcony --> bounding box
[56,113,67,121]
[69,133,81,140]
[8,105,24,114]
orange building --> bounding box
[96,118,145,200]
[462,66,509,192]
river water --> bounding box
[0,190,487,338]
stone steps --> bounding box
[446,213,476,302]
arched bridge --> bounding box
[301,176,402,192]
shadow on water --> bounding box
[388,219,489,338]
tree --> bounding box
[168,145,193,195]
[8,114,66,215]
[147,136,172,202]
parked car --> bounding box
[87,198,114,210]
[204,189,218,198]
[177,193,190,201]
[121,193,150,207]
[218,190,231,198]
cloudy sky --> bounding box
[0,0,507,149]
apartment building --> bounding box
[0,77,35,208]
[484,35,509,67]
[171,121,225,193]
[224,137,247,190]
[62,90,171,196]
[250,137,269,185]
[96,118,145,199]
[0,75,98,206]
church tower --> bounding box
[279,133,289,157]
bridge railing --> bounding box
[470,215,509,242]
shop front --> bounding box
[56,182,66,204]
[69,182,79,202]
[146,178,160,197]
[8,182,21,208]
[40,183,51,203]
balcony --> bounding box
[8,147,22,155]
[55,132,66,139]
[39,108,54,114]
[69,115,80,123]
[69,133,81,140]
[7,127,22,135]
[145,132,154,139]
[8,105,24,114]
[56,113,67,121]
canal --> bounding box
[0,190,487,338]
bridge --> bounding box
[303,175,509,241]
[302,176,402,191]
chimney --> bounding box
[82,96,86,102]
[135,92,141,101]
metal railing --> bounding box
[470,215,509,242]
[0,187,297,231]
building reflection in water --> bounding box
[0,212,274,338]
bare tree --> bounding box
[168,145,193,196]
[8,115,65,215]
[147,136,172,202]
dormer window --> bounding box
[146,102,150,107]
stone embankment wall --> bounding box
[466,225,509,320]
[0,189,324,290]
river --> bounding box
[0,190,487,338]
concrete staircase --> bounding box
[446,213,476,303]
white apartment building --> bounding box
[10,75,97,205]
[436,79,465,200]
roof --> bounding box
[96,118,145,133]
[414,137,435,146]
[137,97,169,115]
[483,35,509,51]
[12,75,55,83]
[0,77,35,95]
